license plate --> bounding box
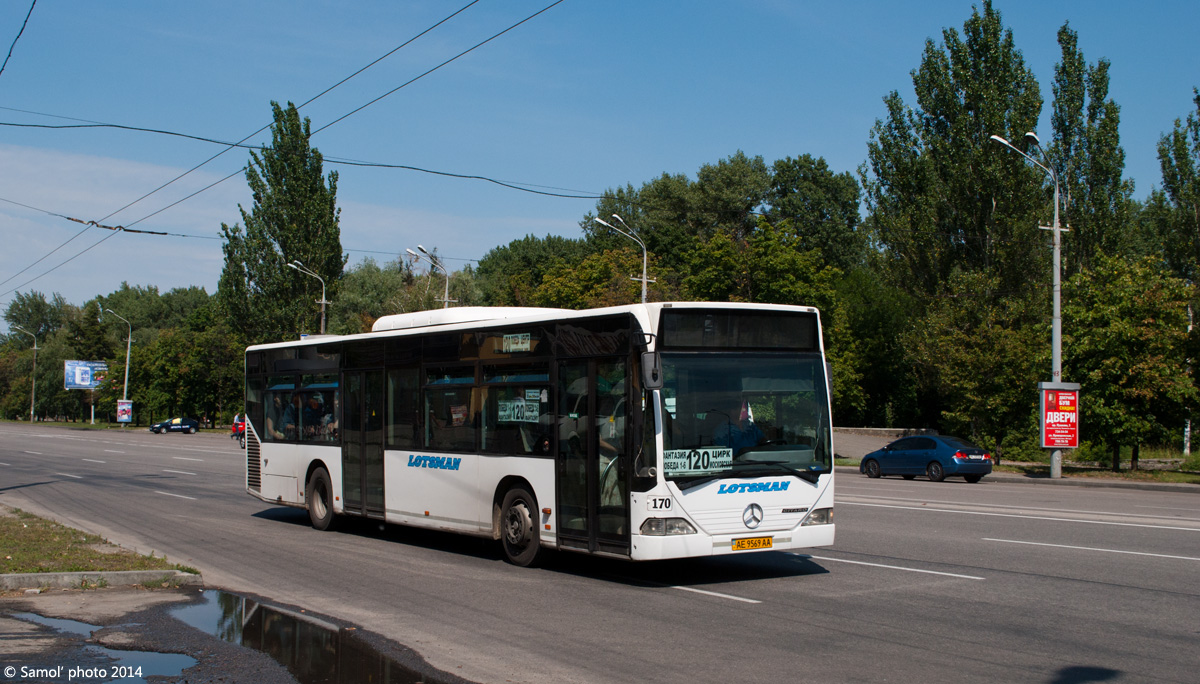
[731,536,773,551]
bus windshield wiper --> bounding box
[736,459,821,484]
[677,474,723,491]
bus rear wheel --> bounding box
[501,486,541,567]
[306,468,335,531]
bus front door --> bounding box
[557,359,630,556]
[342,370,385,518]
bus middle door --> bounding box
[556,359,630,556]
[342,370,385,518]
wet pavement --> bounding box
[0,587,476,684]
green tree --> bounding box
[329,258,415,334]
[475,235,588,306]
[218,101,345,343]
[1048,22,1134,276]
[533,248,660,309]
[1156,88,1200,281]
[1064,256,1197,469]
[861,0,1045,298]
[905,272,1044,456]
[766,154,864,271]
[3,290,69,342]
[585,152,771,280]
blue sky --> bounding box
[1,0,1197,314]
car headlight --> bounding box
[640,518,697,535]
[802,508,833,526]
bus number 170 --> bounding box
[647,497,673,511]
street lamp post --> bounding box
[594,213,652,304]
[991,131,1067,478]
[287,260,330,334]
[101,309,132,402]
[406,246,454,309]
[13,325,36,423]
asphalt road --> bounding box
[1,424,1198,684]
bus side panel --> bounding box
[256,443,342,511]
[476,455,557,547]
[383,450,481,533]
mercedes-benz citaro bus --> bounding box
[244,303,834,566]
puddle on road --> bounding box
[171,589,436,684]
[11,613,197,683]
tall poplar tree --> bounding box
[861,0,1045,299]
[218,102,345,344]
[1048,22,1133,276]
[1156,89,1200,282]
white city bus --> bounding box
[244,302,834,565]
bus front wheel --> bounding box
[501,486,541,567]
[307,468,336,531]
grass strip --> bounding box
[0,506,195,575]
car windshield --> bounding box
[660,352,832,483]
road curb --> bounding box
[0,569,203,591]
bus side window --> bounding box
[387,367,419,449]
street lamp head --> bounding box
[1024,131,1041,148]
[417,244,430,256]
[405,248,418,257]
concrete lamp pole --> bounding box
[100,309,132,402]
[406,246,454,309]
[990,132,1067,478]
[13,325,36,423]
[595,214,652,304]
[288,261,329,334]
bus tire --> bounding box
[307,468,336,531]
[500,486,541,567]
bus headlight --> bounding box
[802,508,833,526]
[640,518,697,535]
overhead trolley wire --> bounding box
[0,0,487,293]
[312,0,566,136]
[0,0,36,81]
[100,0,485,227]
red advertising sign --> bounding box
[1040,385,1080,449]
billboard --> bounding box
[117,400,133,423]
[1039,382,1081,449]
[64,360,108,390]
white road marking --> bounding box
[614,575,761,604]
[847,494,1200,523]
[103,450,125,454]
[172,457,204,462]
[984,538,1200,562]
[670,586,762,604]
[55,472,82,479]
[0,462,10,466]
[24,451,41,455]
[1136,505,1200,514]
[796,554,986,580]
[155,490,197,500]
[82,459,106,464]
[839,501,1200,533]
[163,469,196,476]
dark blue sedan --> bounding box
[860,435,991,483]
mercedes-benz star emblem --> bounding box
[743,503,764,529]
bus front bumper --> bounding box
[629,523,835,561]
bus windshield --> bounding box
[660,352,832,485]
